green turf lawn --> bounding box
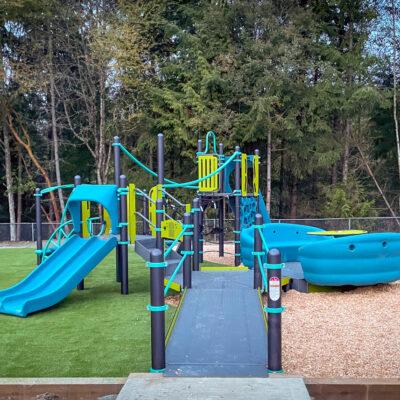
[0,247,174,377]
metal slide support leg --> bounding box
[143,190,149,235]
[120,175,129,295]
[114,136,122,283]
[267,248,283,373]
[254,213,263,289]
[192,198,200,271]
[234,146,241,266]
[74,175,85,291]
[149,249,166,372]
[35,188,42,266]
[183,212,192,289]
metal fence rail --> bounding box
[1,217,400,242]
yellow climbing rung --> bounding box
[241,153,248,196]
[198,155,218,192]
[253,154,259,196]
[82,201,90,238]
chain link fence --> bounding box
[2,217,399,243]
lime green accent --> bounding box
[127,183,136,244]
[281,276,290,286]
[161,219,184,240]
[164,278,181,293]
[253,154,260,196]
[258,288,268,331]
[185,203,191,213]
[308,283,337,293]
[307,229,367,236]
[81,201,90,238]
[200,266,249,271]
[241,153,247,196]
[149,184,162,236]
[166,288,187,345]
[198,155,219,192]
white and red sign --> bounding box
[269,277,280,301]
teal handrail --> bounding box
[113,143,198,190]
[163,224,192,259]
[41,219,75,261]
[40,184,74,195]
[164,253,188,295]
[256,253,268,288]
[163,150,240,188]
[197,130,217,155]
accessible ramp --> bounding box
[165,271,268,377]
[0,235,117,317]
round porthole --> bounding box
[349,244,355,251]
[382,241,387,248]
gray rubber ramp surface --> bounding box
[166,271,268,377]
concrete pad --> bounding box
[117,374,310,400]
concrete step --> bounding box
[117,374,310,400]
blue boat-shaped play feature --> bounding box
[299,232,400,286]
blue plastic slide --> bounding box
[0,235,117,317]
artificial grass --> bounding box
[0,247,173,377]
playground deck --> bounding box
[165,271,268,377]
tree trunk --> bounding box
[49,36,65,211]
[98,68,106,184]
[391,0,400,197]
[343,120,351,183]
[266,129,272,212]
[2,107,16,241]
[16,146,23,241]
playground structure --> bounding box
[0,130,400,377]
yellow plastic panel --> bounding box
[161,219,184,240]
[241,153,247,196]
[149,184,163,236]
[253,154,259,196]
[185,203,191,213]
[81,201,90,238]
[127,183,136,244]
[198,155,218,192]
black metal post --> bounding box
[267,248,283,373]
[192,198,200,271]
[74,175,85,291]
[156,133,164,254]
[218,142,225,257]
[143,189,149,235]
[199,199,204,263]
[120,175,129,295]
[183,212,192,289]
[35,188,42,265]
[114,136,122,283]
[255,149,260,213]
[149,249,166,372]
[253,213,262,289]
[234,146,241,266]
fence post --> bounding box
[234,146,241,266]
[183,212,192,289]
[253,213,263,289]
[149,249,166,372]
[143,189,149,235]
[192,198,200,271]
[114,136,122,283]
[74,175,85,291]
[267,248,283,373]
[34,188,42,265]
[120,175,129,295]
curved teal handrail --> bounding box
[40,184,74,195]
[42,219,75,261]
[197,130,217,155]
